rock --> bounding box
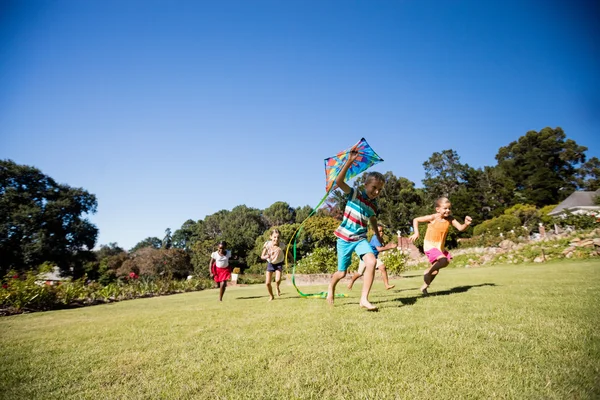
[533,256,544,263]
[499,240,516,250]
[566,252,574,258]
[593,238,600,246]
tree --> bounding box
[95,242,125,260]
[495,127,587,206]
[172,219,199,250]
[262,201,295,227]
[129,237,162,253]
[220,205,266,262]
[0,159,98,276]
[162,228,172,249]
[576,156,600,191]
[294,205,313,223]
[422,149,469,200]
[372,172,425,234]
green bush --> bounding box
[473,215,521,237]
[552,212,598,230]
[295,247,338,274]
[379,249,408,275]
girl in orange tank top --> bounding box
[409,197,472,295]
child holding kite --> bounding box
[347,223,397,291]
[261,228,287,301]
[209,241,232,301]
[327,149,386,311]
[409,197,472,295]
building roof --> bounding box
[548,190,600,216]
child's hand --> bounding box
[348,148,360,165]
[465,216,472,225]
[409,233,419,242]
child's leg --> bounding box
[428,257,449,284]
[359,252,378,310]
[379,263,395,289]
[274,270,282,296]
[347,272,362,290]
[219,281,227,301]
[422,257,449,292]
[265,271,274,300]
[329,239,352,305]
[327,270,347,305]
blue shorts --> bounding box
[267,262,284,272]
[336,238,374,272]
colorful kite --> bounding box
[286,138,384,298]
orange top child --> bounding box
[409,197,472,295]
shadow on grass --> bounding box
[234,294,296,300]
[378,283,498,307]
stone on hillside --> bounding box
[575,239,594,247]
[562,247,575,255]
[593,238,600,246]
[499,240,516,250]
[533,256,544,263]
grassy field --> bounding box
[1,260,599,399]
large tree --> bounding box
[129,237,162,253]
[576,156,600,191]
[422,149,469,201]
[495,127,587,206]
[262,201,295,227]
[0,160,98,276]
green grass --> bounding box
[1,260,599,399]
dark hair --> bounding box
[434,197,450,208]
[218,241,227,247]
[365,171,385,184]
[271,228,280,235]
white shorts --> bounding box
[357,258,384,275]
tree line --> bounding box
[1,127,598,280]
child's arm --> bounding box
[208,256,215,277]
[370,216,385,245]
[335,148,360,194]
[409,214,435,242]
[260,244,269,260]
[452,216,472,232]
[376,241,398,252]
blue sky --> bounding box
[1,0,598,250]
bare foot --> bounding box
[385,284,395,290]
[347,281,354,290]
[359,300,378,311]
[420,284,429,296]
[326,291,334,305]
[276,288,281,297]
[268,296,274,302]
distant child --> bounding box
[327,149,385,311]
[209,241,232,301]
[409,197,472,295]
[261,228,287,301]
[347,223,397,291]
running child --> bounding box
[327,149,385,311]
[347,223,397,291]
[261,228,287,301]
[209,241,232,301]
[409,197,472,295]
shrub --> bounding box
[473,215,521,237]
[379,249,408,275]
[295,247,338,274]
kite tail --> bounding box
[285,191,346,299]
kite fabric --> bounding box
[285,137,384,298]
[324,137,384,193]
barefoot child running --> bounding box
[409,197,472,295]
[347,223,397,291]
[261,228,287,301]
[209,241,232,302]
[327,149,385,311]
